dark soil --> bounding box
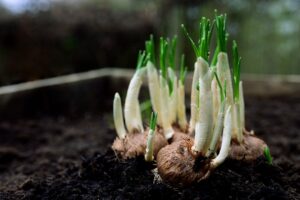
[0,95,299,200]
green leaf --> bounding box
[198,17,211,60]
[159,37,168,78]
[208,19,215,47]
[181,18,213,62]
[168,78,174,96]
[211,46,220,66]
[215,11,228,53]
[168,36,177,69]
[181,24,199,58]
[214,72,226,102]
[136,50,148,69]
[145,34,156,64]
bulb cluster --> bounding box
[111,13,267,185]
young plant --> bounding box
[181,18,214,134]
[146,36,162,125]
[113,93,126,139]
[158,37,175,139]
[232,40,243,143]
[112,51,167,159]
[182,17,216,155]
[124,51,148,133]
[112,12,269,185]
[155,17,235,185]
[146,36,179,139]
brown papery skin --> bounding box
[171,131,191,143]
[112,129,168,159]
[169,125,189,143]
[157,135,210,186]
[229,134,267,161]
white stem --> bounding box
[216,52,233,106]
[217,52,240,142]
[189,60,200,133]
[239,81,245,129]
[192,65,213,154]
[177,82,187,130]
[124,68,145,133]
[147,62,162,125]
[211,106,232,168]
[145,129,155,162]
[206,100,225,157]
[168,68,178,125]
[211,78,220,127]
[198,57,209,77]
[113,93,127,139]
[189,57,209,134]
[193,122,207,153]
[159,75,174,139]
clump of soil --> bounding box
[0,95,299,199]
[3,149,297,200]
[78,149,296,199]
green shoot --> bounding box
[150,112,158,131]
[181,17,213,61]
[207,19,215,47]
[215,11,228,53]
[264,146,273,165]
[168,79,174,95]
[232,40,241,102]
[168,36,177,69]
[211,46,220,66]
[181,24,199,57]
[214,72,226,103]
[198,17,213,61]
[180,54,187,84]
[136,50,148,69]
[145,35,156,64]
[159,37,169,79]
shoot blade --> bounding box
[181,24,199,57]
[159,37,168,79]
[145,34,156,64]
[136,50,148,69]
[264,147,273,165]
[168,36,177,69]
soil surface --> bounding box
[0,95,299,200]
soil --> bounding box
[0,95,299,200]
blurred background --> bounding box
[0,0,299,86]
